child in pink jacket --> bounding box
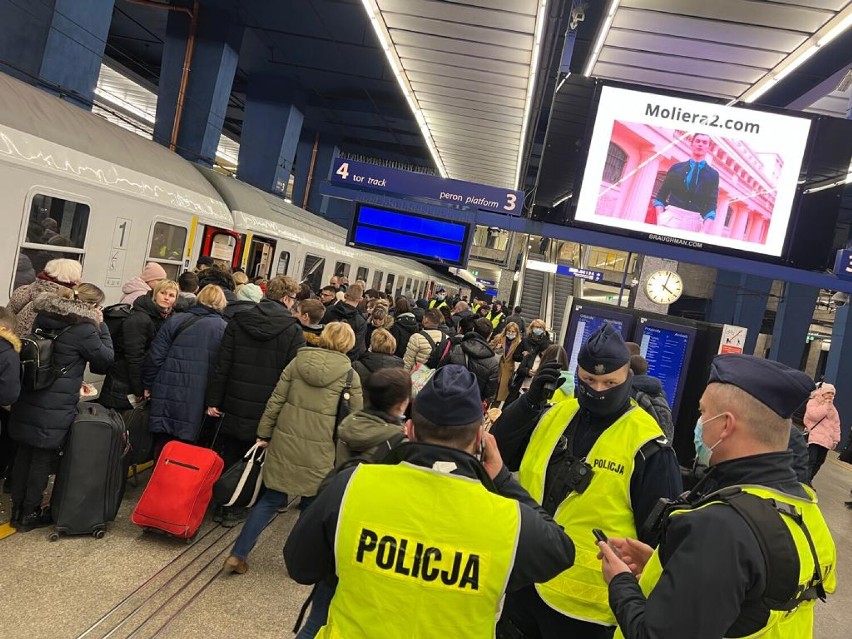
[804,383,842,481]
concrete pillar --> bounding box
[236,76,305,194]
[805,339,823,379]
[748,213,765,242]
[622,151,661,222]
[291,130,317,209]
[825,305,852,445]
[154,5,243,164]
[708,271,772,355]
[313,141,341,214]
[0,0,115,107]
[768,282,818,368]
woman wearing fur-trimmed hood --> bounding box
[8,257,82,337]
[8,284,113,532]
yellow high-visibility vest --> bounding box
[519,399,663,625]
[429,299,448,311]
[318,463,521,638]
[615,484,836,639]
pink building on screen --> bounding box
[595,121,781,243]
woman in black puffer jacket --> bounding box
[389,297,418,359]
[352,328,404,385]
[100,280,178,409]
[9,284,114,532]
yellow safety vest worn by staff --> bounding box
[319,462,521,638]
[519,399,663,626]
[615,485,836,639]
[429,299,448,311]
[488,312,504,329]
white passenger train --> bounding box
[0,71,460,305]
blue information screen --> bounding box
[567,313,628,375]
[639,326,690,410]
[349,204,471,267]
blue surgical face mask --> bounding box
[694,413,725,467]
[533,328,544,336]
[557,370,574,398]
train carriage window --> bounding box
[334,262,351,280]
[302,254,326,294]
[276,251,291,276]
[385,274,395,296]
[147,221,187,280]
[372,270,384,290]
[356,266,369,284]
[20,194,90,276]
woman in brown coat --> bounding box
[493,322,521,405]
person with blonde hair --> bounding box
[100,280,179,410]
[352,328,403,384]
[8,257,82,337]
[223,321,363,575]
[8,283,113,531]
[493,321,522,405]
[143,284,227,453]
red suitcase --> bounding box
[131,441,224,539]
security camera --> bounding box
[570,7,586,30]
[831,291,848,307]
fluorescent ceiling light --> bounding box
[818,12,852,47]
[584,0,620,77]
[514,0,550,189]
[361,0,447,178]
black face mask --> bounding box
[576,372,633,417]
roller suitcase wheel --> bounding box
[51,403,128,538]
[131,441,223,539]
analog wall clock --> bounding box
[645,269,683,305]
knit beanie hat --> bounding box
[141,262,167,284]
[237,283,263,303]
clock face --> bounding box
[645,270,683,305]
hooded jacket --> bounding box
[335,409,406,466]
[302,323,324,347]
[445,333,499,401]
[352,351,404,384]
[100,294,171,408]
[143,305,227,442]
[0,326,22,406]
[206,299,306,442]
[119,277,152,305]
[632,374,675,441]
[322,300,367,360]
[389,312,418,358]
[257,347,363,497]
[9,294,113,449]
[223,298,256,321]
[8,278,71,337]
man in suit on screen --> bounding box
[653,133,719,233]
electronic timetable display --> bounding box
[634,319,696,422]
[565,305,635,376]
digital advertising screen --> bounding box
[348,204,472,268]
[572,85,812,258]
[634,319,696,421]
[565,304,635,376]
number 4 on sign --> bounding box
[336,162,350,180]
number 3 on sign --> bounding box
[504,193,517,212]
[336,162,350,180]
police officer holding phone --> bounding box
[598,355,836,639]
[493,323,682,638]
[284,365,576,638]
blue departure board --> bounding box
[565,307,634,376]
[637,323,694,420]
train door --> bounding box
[201,226,243,271]
[243,234,277,280]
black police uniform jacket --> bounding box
[284,442,576,593]
[608,452,811,638]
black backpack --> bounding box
[19,326,72,391]
[102,303,132,352]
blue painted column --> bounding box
[0,0,115,107]
[767,282,818,368]
[708,271,772,355]
[291,131,318,208]
[825,304,852,445]
[312,141,341,215]
[154,5,243,165]
[236,76,305,194]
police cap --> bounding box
[578,323,630,375]
[415,365,483,426]
[708,354,815,419]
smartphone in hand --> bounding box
[592,528,608,544]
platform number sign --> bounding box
[113,217,131,249]
[336,162,350,181]
[504,193,516,212]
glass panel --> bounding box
[334,262,351,279]
[149,222,187,261]
[26,194,89,249]
[20,247,81,278]
[356,266,369,283]
[159,263,181,280]
[277,251,291,276]
[372,270,384,290]
[385,274,395,295]
[302,254,325,294]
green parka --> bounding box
[257,347,362,496]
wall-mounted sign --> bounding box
[330,158,523,216]
[833,249,852,281]
[719,324,747,354]
[527,259,604,282]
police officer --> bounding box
[284,365,576,638]
[598,354,836,639]
[487,301,506,331]
[493,323,682,638]
[428,287,449,311]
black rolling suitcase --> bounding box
[50,403,128,540]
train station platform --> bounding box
[1,455,850,638]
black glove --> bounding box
[525,361,563,407]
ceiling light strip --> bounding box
[515,0,551,189]
[583,0,621,78]
[739,6,852,104]
[361,0,447,178]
